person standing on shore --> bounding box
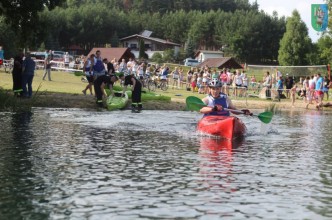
[290,85,297,107]
[315,73,324,109]
[285,74,294,98]
[323,75,330,100]
[93,50,106,78]
[0,46,4,68]
[103,58,115,76]
[82,54,95,95]
[43,55,52,81]
[64,52,70,69]
[12,53,24,97]
[264,71,272,99]
[276,76,283,101]
[22,52,36,98]
[120,74,142,112]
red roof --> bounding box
[86,48,135,62]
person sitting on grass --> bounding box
[199,79,252,116]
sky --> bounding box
[248,0,327,42]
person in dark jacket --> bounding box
[120,74,142,112]
[12,53,24,97]
[94,74,120,107]
[22,52,36,98]
[103,58,115,75]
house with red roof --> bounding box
[86,47,135,63]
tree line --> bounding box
[0,0,331,65]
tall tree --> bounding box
[184,37,196,58]
[278,10,311,65]
[0,0,65,47]
[138,39,148,59]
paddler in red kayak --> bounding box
[199,79,252,116]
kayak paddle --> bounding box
[186,96,273,124]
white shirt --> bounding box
[64,54,70,63]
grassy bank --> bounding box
[1,68,329,112]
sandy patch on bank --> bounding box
[29,92,332,112]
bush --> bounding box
[74,71,84,76]
[151,52,163,64]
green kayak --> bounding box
[106,91,128,111]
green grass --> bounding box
[0,69,91,94]
[0,68,277,106]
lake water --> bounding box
[0,108,331,219]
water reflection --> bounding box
[0,112,50,219]
[198,138,243,193]
[0,109,332,219]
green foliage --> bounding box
[0,0,319,66]
[278,10,311,65]
[151,52,163,64]
[316,35,332,65]
[0,88,32,112]
[0,16,18,58]
[110,31,120,47]
[138,39,148,59]
[184,37,196,58]
[0,0,65,47]
[162,49,175,63]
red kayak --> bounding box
[197,115,247,140]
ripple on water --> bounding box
[0,109,332,219]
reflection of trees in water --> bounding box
[0,112,49,218]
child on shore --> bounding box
[290,85,297,107]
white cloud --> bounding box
[249,0,326,42]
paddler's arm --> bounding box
[199,97,220,114]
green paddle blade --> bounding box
[186,96,206,112]
[257,111,273,124]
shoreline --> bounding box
[22,91,332,112]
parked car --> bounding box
[52,54,64,61]
[30,51,47,60]
[184,58,200,67]
[52,51,66,56]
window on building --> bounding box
[130,44,137,49]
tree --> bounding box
[0,16,18,58]
[316,35,332,64]
[184,37,196,58]
[162,49,175,63]
[278,10,311,65]
[151,52,163,64]
[110,32,120,47]
[138,39,148,60]
[0,0,65,47]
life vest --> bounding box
[93,58,105,72]
[204,93,230,117]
